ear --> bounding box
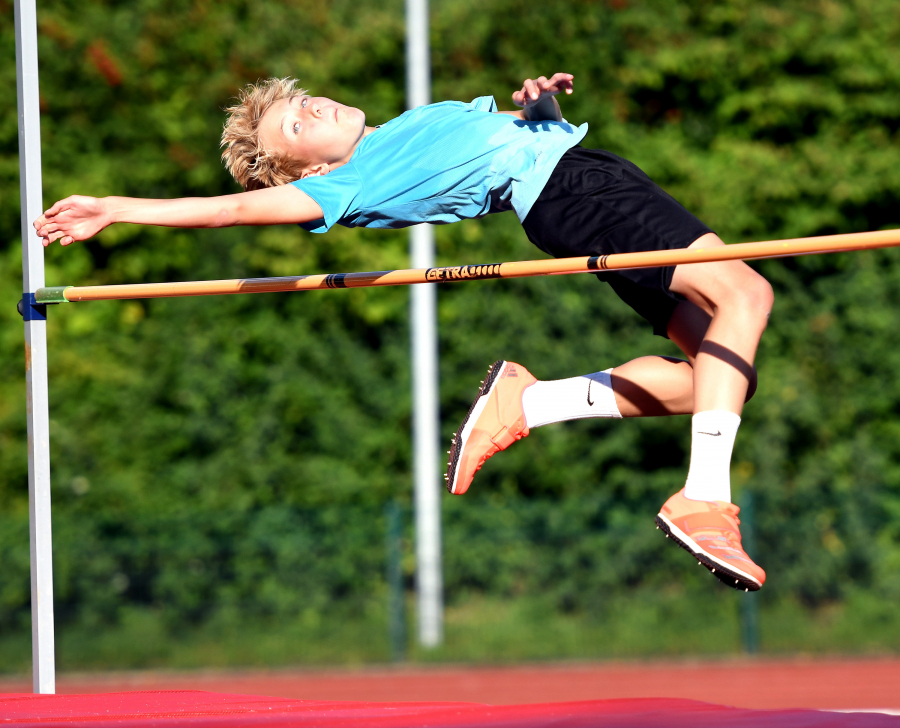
[300,163,330,179]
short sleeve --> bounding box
[290,165,363,233]
[467,96,498,113]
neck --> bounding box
[337,126,378,167]
[309,125,378,177]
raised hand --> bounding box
[511,73,574,109]
[33,196,111,247]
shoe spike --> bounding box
[745,588,749,592]
[711,569,715,573]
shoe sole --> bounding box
[655,513,762,592]
[446,360,506,495]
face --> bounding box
[258,94,367,177]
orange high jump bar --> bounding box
[34,229,900,304]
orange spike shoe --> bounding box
[656,489,766,591]
[445,361,537,495]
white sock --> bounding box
[683,410,741,503]
[521,370,622,429]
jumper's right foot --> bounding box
[445,361,537,495]
[656,489,766,591]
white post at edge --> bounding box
[15,0,56,694]
[406,0,443,647]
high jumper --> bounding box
[36,73,776,591]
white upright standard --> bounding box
[15,0,57,694]
[406,0,444,647]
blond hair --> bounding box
[221,78,310,190]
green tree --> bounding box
[1,0,899,668]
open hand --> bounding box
[33,196,111,247]
[511,73,574,108]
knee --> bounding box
[728,273,774,324]
[752,276,775,316]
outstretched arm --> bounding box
[33,185,324,247]
[508,72,574,122]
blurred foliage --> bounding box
[2,0,900,667]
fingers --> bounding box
[512,73,575,106]
[34,196,77,229]
[33,198,69,233]
[43,196,74,217]
[511,85,528,106]
[512,78,544,106]
[33,197,93,247]
[35,221,60,239]
[548,72,574,94]
[41,231,63,248]
[36,219,78,247]
[517,77,545,104]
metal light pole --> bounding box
[405,0,443,647]
[15,0,57,694]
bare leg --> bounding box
[610,356,694,417]
[609,297,760,418]
[667,233,773,414]
[650,240,772,588]
[519,233,771,425]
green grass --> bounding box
[417,592,744,663]
[2,590,899,675]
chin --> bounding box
[347,106,365,125]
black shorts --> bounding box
[521,146,713,337]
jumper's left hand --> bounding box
[511,73,574,108]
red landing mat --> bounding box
[1,691,898,727]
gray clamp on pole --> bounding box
[18,293,47,321]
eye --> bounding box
[292,122,300,134]
[300,97,309,108]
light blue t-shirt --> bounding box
[291,96,587,233]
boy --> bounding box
[34,73,773,591]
